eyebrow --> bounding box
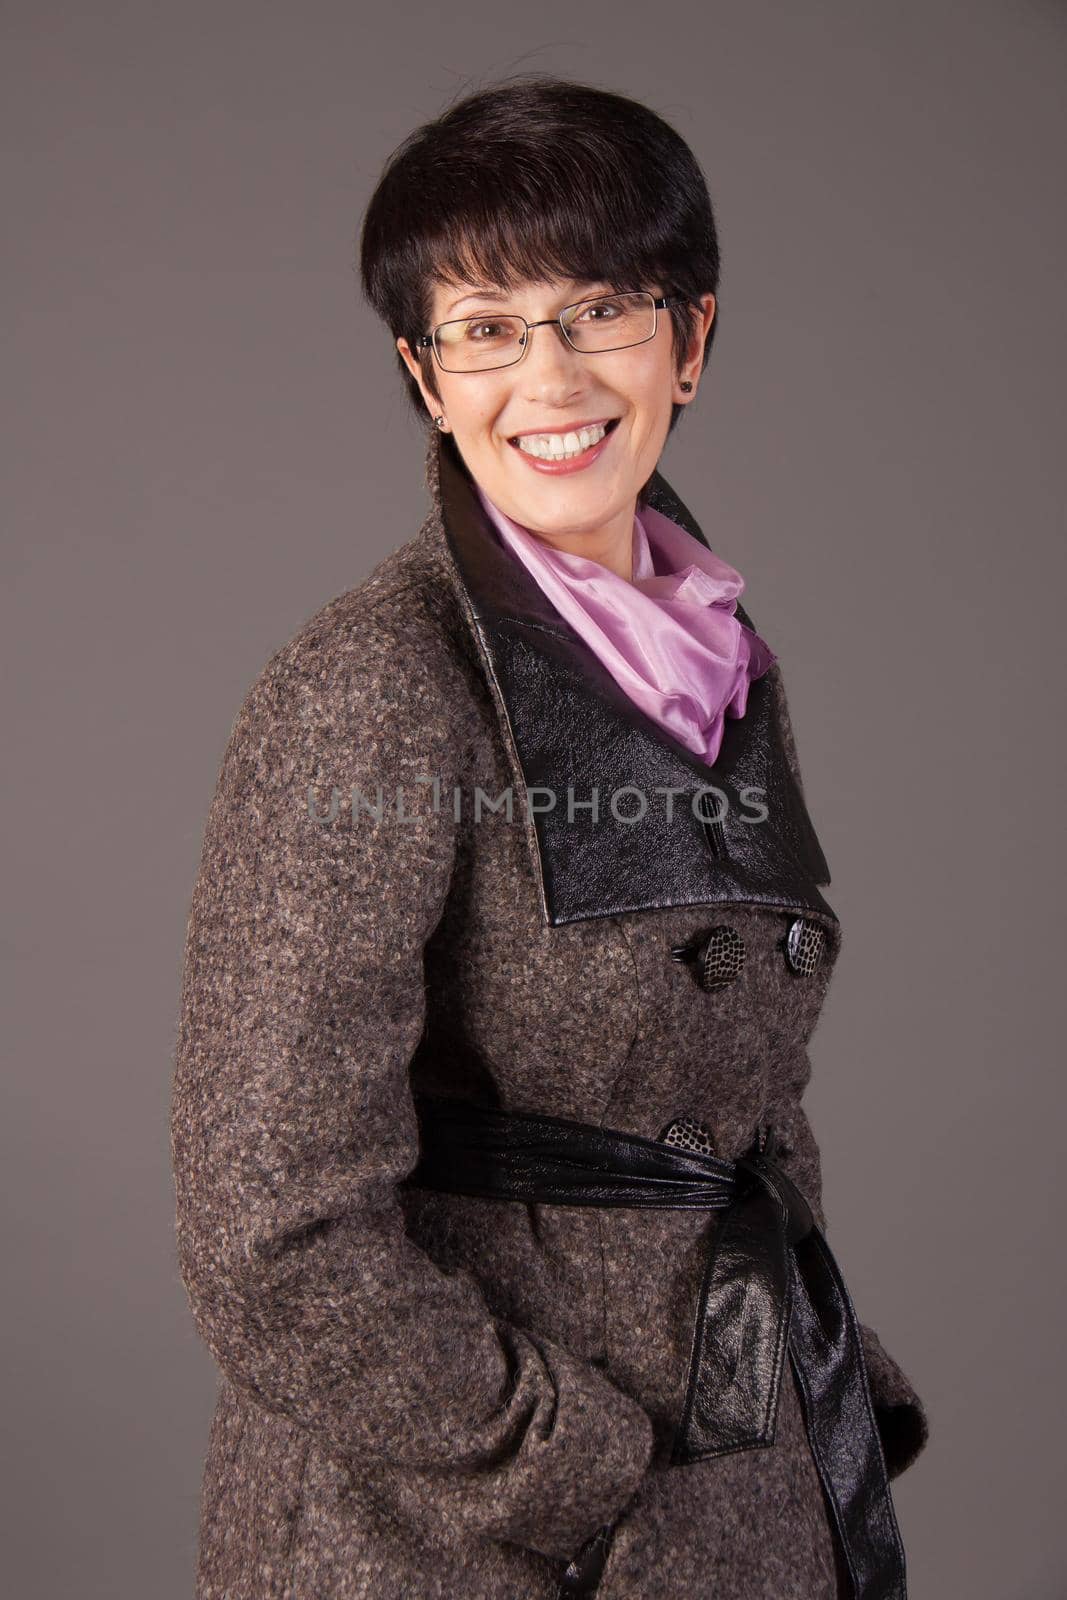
[444,288,509,315]
[442,282,609,317]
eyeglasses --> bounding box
[416,291,694,374]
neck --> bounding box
[523,500,637,582]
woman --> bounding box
[171,75,929,1600]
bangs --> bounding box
[409,165,678,310]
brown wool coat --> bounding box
[170,427,930,1600]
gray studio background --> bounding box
[3,3,1064,1596]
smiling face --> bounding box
[397,276,716,577]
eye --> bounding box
[463,318,519,343]
[575,296,625,323]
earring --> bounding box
[680,381,693,393]
[434,414,448,431]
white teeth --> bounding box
[516,421,610,460]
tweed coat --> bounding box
[171,425,930,1600]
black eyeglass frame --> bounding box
[415,291,699,373]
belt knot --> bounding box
[733,1150,815,1246]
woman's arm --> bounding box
[764,660,930,1480]
[170,599,654,1566]
[765,1086,931,1479]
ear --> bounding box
[396,336,442,425]
[677,294,717,398]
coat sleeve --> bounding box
[765,661,930,1481]
[764,1090,931,1480]
[170,617,655,1567]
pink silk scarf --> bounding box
[474,483,777,768]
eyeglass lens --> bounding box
[434,292,658,372]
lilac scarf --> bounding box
[474,484,777,768]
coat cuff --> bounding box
[858,1321,930,1480]
[518,1341,656,1564]
[359,1329,657,1567]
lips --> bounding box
[507,417,622,446]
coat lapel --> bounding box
[420,428,835,929]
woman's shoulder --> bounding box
[276,532,460,669]
[231,532,478,758]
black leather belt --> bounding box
[404,1093,908,1600]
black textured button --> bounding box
[660,1113,716,1155]
[671,925,746,989]
[784,916,825,976]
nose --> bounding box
[516,318,587,390]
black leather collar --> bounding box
[425,429,835,928]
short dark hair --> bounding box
[358,73,721,442]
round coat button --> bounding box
[785,916,825,976]
[660,1113,716,1155]
[670,924,746,989]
